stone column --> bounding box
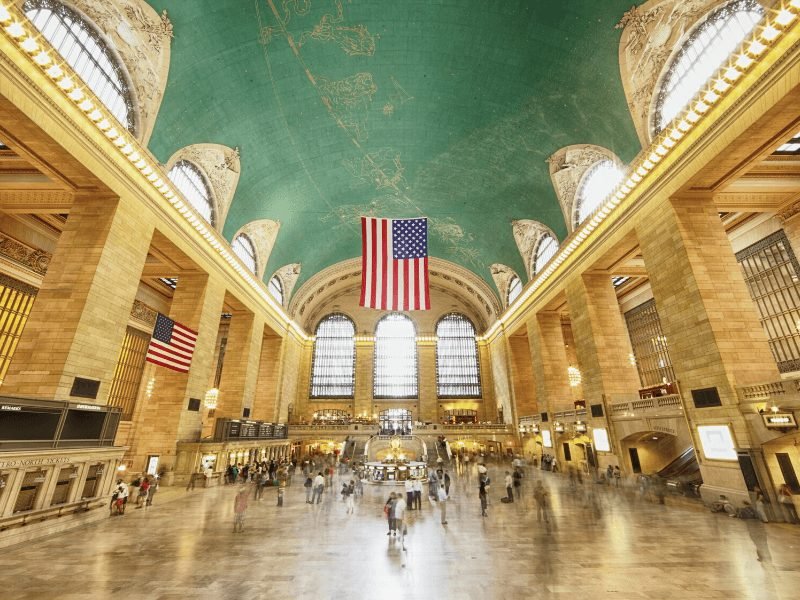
[637,196,780,502]
[252,334,283,422]
[353,339,373,420]
[216,311,264,420]
[2,195,153,402]
[507,334,537,418]
[127,272,225,474]
[527,311,572,415]
[417,340,437,423]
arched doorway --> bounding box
[379,408,412,435]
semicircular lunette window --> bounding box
[507,275,522,306]
[575,160,625,228]
[167,161,215,226]
[268,275,283,305]
[25,0,136,132]
[532,234,558,278]
[653,0,763,134]
[232,234,257,275]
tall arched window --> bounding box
[374,314,417,398]
[532,234,558,278]
[310,314,356,398]
[268,276,283,305]
[232,234,257,275]
[25,0,136,133]
[574,160,625,227]
[436,314,481,398]
[167,161,215,226]
[507,275,522,306]
[653,0,763,134]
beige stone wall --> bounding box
[508,334,536,418]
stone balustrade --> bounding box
[608,394,684,419]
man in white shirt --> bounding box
[412,478,422,510]
[505,471,514,503]
[312,472,325,504]
[394,494,407,550]
[437,484,448,524]
[405,478,414,510]
[116,479,129,515]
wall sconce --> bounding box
[575,421,587,433]
[204,388,219,411]
[532,424,540,434]
[554,422,565,433]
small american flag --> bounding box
[360,217,430,311]
[145,313,198,373]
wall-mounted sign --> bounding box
[541,430,552,448]
[146,455,159,476]
[697,425,737,461]
[592,428,611,452]
[762,412,797,429]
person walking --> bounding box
[146,475,159,506]
[135,476,150,508]
[405,478,414,510]
[533,480,549,522]
[437,483,448,525]
[345,480,355,514]
[413,478,422,510]
[304,474,313,503]
[513,468,522,500]
[384,492,397,535]
[613,466,622,488]
[778,484,799,523]
[504,471,514,503]
[233,487,248,533]
[394,492,407,548]
[479,475,489,517]
[116,479,129,515]
[312,472,325,504]
[754,486,769,523]
[606,465,613,485]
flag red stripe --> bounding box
[145,356,189,373]
[392,257,399,310]
[360,217,367,307]
[150,339,193,360]
[423,256,430,309]
[146,344,192,367]
[370,218,377,308]
[380,219,388,309]
[403,260,410,311]
[172,322,197,340]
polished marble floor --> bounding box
[3,463,799,600]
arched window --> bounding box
[374,314,417,398]
[436,314,481,398]
[25,0,136,133]
[532,234,558,278]
[232,234,257,275]
[310,314,356,398]
[574,160,625,227]
[268,276,283,305]
[507,275,522,306]
[653,0,763,134]
[167,161,215,226]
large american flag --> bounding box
[360,217,430,311]
[145,313,198,373]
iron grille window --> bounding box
[80,463,103,499]
[0,275,37,385]
[268,276,283,306]
[14,469,46,513]
[310,314,355,398]
[436,313,481,398]
[50,466,77,505]
[532,234,558,278]
[775,131,800,155]
[374,313,417,398]
[159,277,177,290]
[167,161,215,226]
[232,234,257,275]
[107,326,150,420]
[653,0,763,134]
[575,160,624,227]
[507,275,522,306]
[25,0,136,133]
[736,230,800,373]
[624,299,676,387]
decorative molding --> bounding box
[489,263,516,308]
[274,263,301,306]
[233,219,281,280]
[165,144,240,231]
[616,0,730,146]
[53,0,172,145]
[0,231,51,276]
[546,145,620,233]
[0,272,38,296]
[130,298,157,327]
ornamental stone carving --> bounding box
[50,0,172,145]
[547,145,621,234]
[233,219,281,280]
[130,299,157,327]
[616,0,732,146]
[0,232,51,276]
[489,264,516,308]
[166,144,241,231]
[274,263,302,306]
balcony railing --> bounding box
[608,394,684,418]
[737,377,800,408]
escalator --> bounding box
[653,447,702,497]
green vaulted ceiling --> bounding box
[146,0,641,291]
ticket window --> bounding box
[13,470,47,513]
[50,467,78,506]
[80,464,104,499]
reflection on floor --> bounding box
[3,462,800,600]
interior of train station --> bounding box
[0,0,800,597]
